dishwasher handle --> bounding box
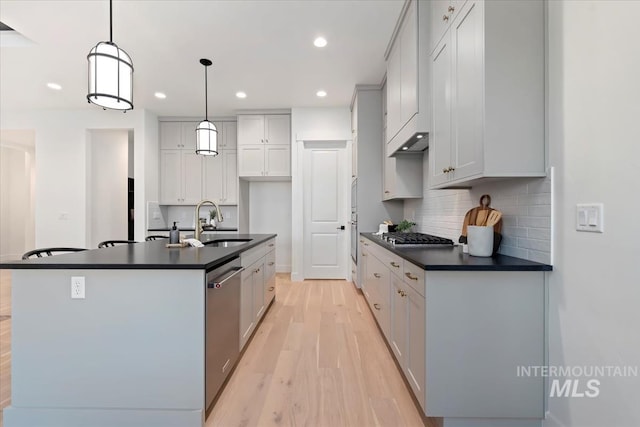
[208,266,244,289]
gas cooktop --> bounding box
[381,232,454,246]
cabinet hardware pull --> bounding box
[374,273,381,278]
[397,289,402,295]
[359,240,364,243]
[405,272,418,281]
[384,190,390,194]
[265,139,269,143]
[443,14,449,21]
[400,291,406,297]
[373,303,381,310]
[443,168,449,173]
[268,287,275,291]
[268,262,275,266]
[261,139,264,143]
[448,5,455,12]
[268,243,275,247]
[390,262,400,268]
[254,268,261,273]
[364,242,369,246]
[362,253,367,257]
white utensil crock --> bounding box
[467,225,494,257]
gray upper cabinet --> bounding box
[385,0,430,156]
[430,0,545,188]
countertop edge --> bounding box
[361,233,553,272]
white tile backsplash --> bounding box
[405,154,552,264]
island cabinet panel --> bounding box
[239,239,276,350]
[6,269,206,427]
[359,235,546,424]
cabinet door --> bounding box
[265,145,290,177]
[400,0,418,125]
[223,121,237,149]
[406,284,426,411]
[159,122,183,149]
[160,150,182,203]
[181,152,203,204]
[264,249,276,306]
[202,152,224,202]
[390,275,408,366]
[240,268,255,350]
[265,115,290,145]
[181,122,198,151]
[223,150,238,204]
[431,34,453,187]
[252,260,265,321]
[238,145,265,177]
[237,115,265,145]
[386,44,402,142]
[383,156,396,200]
[450,0,483,181]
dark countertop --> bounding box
[361,233,552,271]
[0,233,276,272]
[147,227,238,232]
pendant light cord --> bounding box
[204,65,208,120]
[109,0,113,43]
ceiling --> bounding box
[0,0,403,118]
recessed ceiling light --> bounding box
[314,37,327,48]
[316,90,327,98]
[402,146,409,151]
[46,82,62,90]
[236,91,247,99]
[416,134,424,139]
[154,92,167,99]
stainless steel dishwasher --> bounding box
[205,256,243,412]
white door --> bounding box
[303,142,348,279]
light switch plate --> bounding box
[576,204,604,233]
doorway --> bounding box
[302,141,349,279]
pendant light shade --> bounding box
[87,0,134,111]
[196,58,218,156]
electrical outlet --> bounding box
[71,276,85,299]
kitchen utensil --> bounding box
[486,210,502,227]
[460,194,493,243]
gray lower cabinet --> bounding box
[360,236,545,423]
[240,239,276,350]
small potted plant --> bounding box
[209,207,218,228]
[396,219,416,233]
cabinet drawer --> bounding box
[376,247,404,278]
[403,260,425,297]
[241,243,266,267]
[265,239,276,253]
[264,250,276,306]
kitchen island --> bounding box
[0,233,276,427]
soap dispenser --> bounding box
[169,222,180,244]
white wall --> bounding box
[0,135,35,261]
[291,107,352,281]
[0,108,158,247]
[544,2,640,426]
[249,182,292,272]
[87,130,129,248]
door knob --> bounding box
[336,225,345,230]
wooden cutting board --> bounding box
[459,194,503,243]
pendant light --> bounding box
[196,58,218,156]
[87,0,134,111]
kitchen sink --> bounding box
[204,239,252,248]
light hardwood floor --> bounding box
[0,272,434,427]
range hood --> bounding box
[395,132,429,153]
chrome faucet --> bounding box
[194,200,224,241]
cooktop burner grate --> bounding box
[382,232,454,246]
